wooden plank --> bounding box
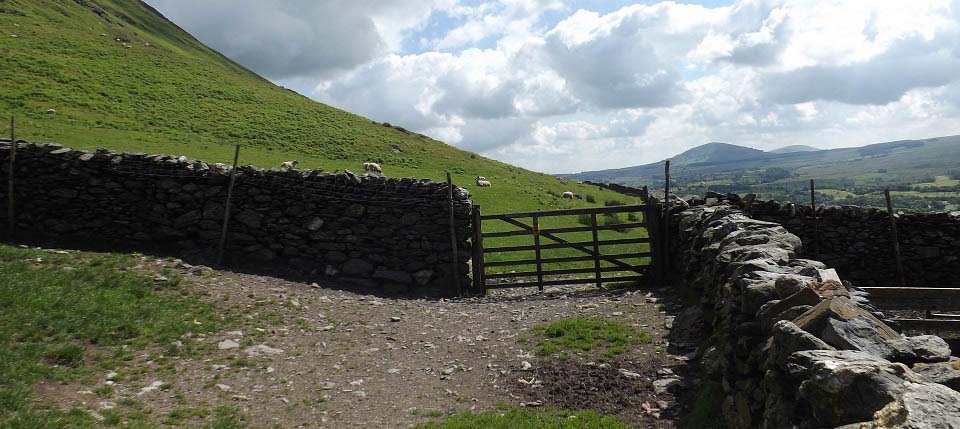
[483,252,652,267]
[591,213,601,289]
[860,287,960,311]
[859,287,960,300]
[890,318,960,333]
[483,237,650,253]
[485,275,645,290]
[484,222,647,238]
[480,204,647,220]
[485,265,648,280]
[533,215,543,291]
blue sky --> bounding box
[148,0,960,173]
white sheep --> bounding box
[561,191,575,199]
[363,162,382,174]
[280,160,299,171]
[475,176,491,187]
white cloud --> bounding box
[150,0,960,173]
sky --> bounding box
[146,0,960,174]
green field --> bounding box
[0,0,624,216]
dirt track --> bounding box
[38,260,686,428]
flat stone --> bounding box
[811,280,849,298]
[759,286,821,333]
[372,270,412,285]
[218,339,240,350]
[792,297,900,341]
[244,344,284,357]
[653,378,681,395]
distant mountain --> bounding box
[560,136,960,187]
[672,142,766,165]
[768,145,821,154]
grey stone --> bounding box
[652,378,681,395]
[372,270,412,285]
[793,297,900,341]
[765,320,835,369]
[774,275,808,298]
[886,336,952,365]
[235,209,262,228]
[341,259,374,276]
[913,361,960,391]
[870,382,960,428]
[821,317,897,357]
[413,270,433,286]
[667,305,706,347]
[759,286,821,333]
[305,218,324,231]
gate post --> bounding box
[471,204,485,294]
[644,196,663,285]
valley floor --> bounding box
[30,255,687,428]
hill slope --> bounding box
[0,0,628,213]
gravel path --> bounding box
[37,260,686,428]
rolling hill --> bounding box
[768,145,820,154]
[0,0,632,214]
[563,136,960,186]
[561,135,960,210]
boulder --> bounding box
[668,305,707,348]
[886,336,952,365]
[821,317,897,357]
[790,350,922,426]
[871,382,960,428]
[774,275,808,298]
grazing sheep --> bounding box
[561,191,575,199]
[476,176,491,187]
[363,162,382,174]
[280,160,299,171]
[45,108,57,114]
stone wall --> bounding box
[668,198,960,428]
[0,142,472,295]
[723,194,960,287]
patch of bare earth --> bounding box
[35,261,684,428]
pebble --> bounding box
[218,339,240,350]
[137,381,165,396]
[216,384,231,391]
[244,344,284,357]
[520,361,532,371]
[619,369,642,379]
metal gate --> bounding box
[470,201,660,292]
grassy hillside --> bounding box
[0,0,627,215]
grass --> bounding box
[530,318,652,359]
[0,0,632,216]
[0,243,224,427]
[416,407,628,429]
[685,382,726,429]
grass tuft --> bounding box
[531,318,652,358]
[416,408,628,429]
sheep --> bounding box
[476,176,491,187]
[363,162,382,174]
[561,191,575,199]
[45,108,57,114]
[279,160,299,171]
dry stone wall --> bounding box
[0,142,472,295]
[721,194,960,287]
[669,198,960,428]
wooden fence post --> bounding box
[884,189,906,288]
[662,160,671,279]
[471,204,485,294]
[590,213,601,289]
[7,115,15,232]
[216,144,240,266]
[810,178,819,257]
[446,173,462,297]
[532,214,543,292]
